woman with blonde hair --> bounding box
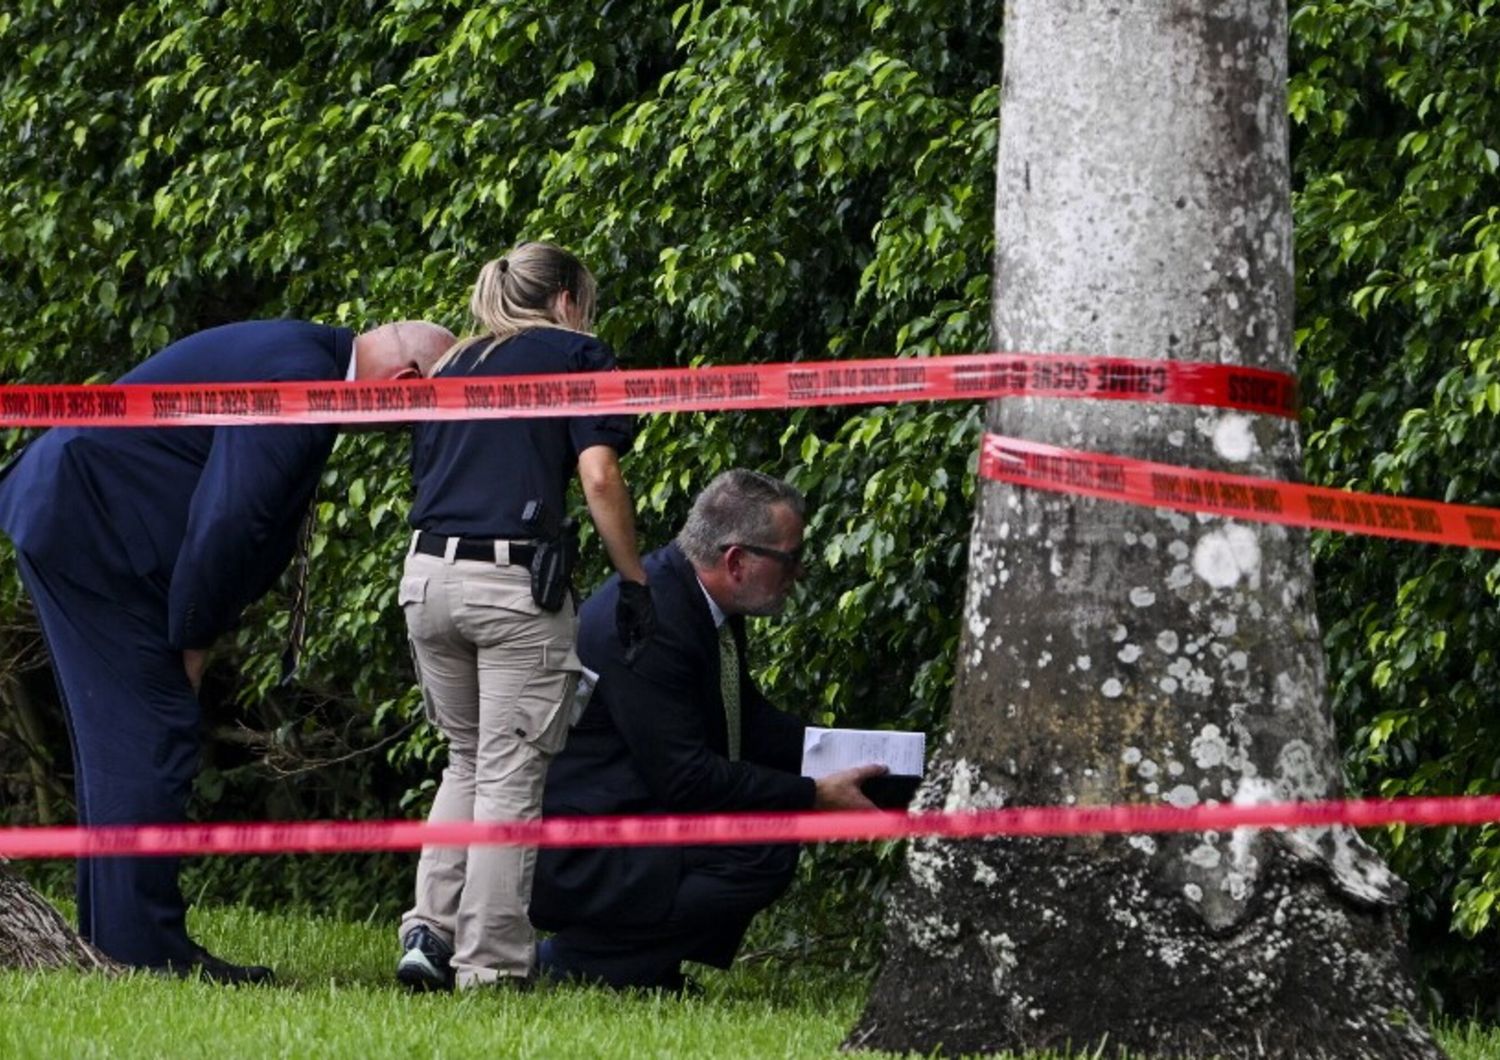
[394,242,654,991]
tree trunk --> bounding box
[0,861,117,972]
[850,3,1440,1057]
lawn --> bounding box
[1,903,1496,1059]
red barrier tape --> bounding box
[981,434,1500,551]
[0,796,1496,858]
[0,353,1297,427]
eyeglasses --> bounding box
[719,542,805,571]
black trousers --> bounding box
[18,554,202,968]
[539,842,798,989]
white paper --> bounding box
[800,727,925,779]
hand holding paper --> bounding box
[813,763,887,811]
[802,727,925,809]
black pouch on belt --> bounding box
[529,517,579,612]
[522,499,578,612]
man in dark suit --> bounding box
[0,318,453,981]
[531,468,883,991]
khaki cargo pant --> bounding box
[397,541,580,987]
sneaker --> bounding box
[396,924,454,993]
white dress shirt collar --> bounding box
[695,576,727,629]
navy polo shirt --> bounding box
[408,327,635,539]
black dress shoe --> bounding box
[165,946,275,986]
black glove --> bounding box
[617,580,656,665]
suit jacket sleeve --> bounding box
[740,679,807,774]
[167,422,335,649]
[602,622,816,813]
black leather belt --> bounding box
[414,531,536,566]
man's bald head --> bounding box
[353,321,455,381]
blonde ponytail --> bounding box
[431,242,599,374]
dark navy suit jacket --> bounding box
[0,320,353,648]
[531,542,815,930]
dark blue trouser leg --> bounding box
[540,843,797,989]
[25,588,94,941]
[18,555,201,968]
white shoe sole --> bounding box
[396,948,451,992]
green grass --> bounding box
[1,903,1498,1059]
[0,903,871,1059]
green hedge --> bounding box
[1292,0,1500,1009]
[0,0,997,933]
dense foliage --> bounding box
[1291,0,1500,1008]
[1,0,1498,1002]
[0,0,996,929]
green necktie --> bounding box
[717,622,742,762]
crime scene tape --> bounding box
[1,795,1498,858]
[980,434,1500,551]
[0,352,1297,427]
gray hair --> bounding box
[676,469,806,567]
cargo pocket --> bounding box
[407,638,439,726]
[398,574,428,606]
[513,637,582,754]
[397,577,437,723]
[462,580,540,615]
[398,573,434,642]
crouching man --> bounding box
[529,469,883,991]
